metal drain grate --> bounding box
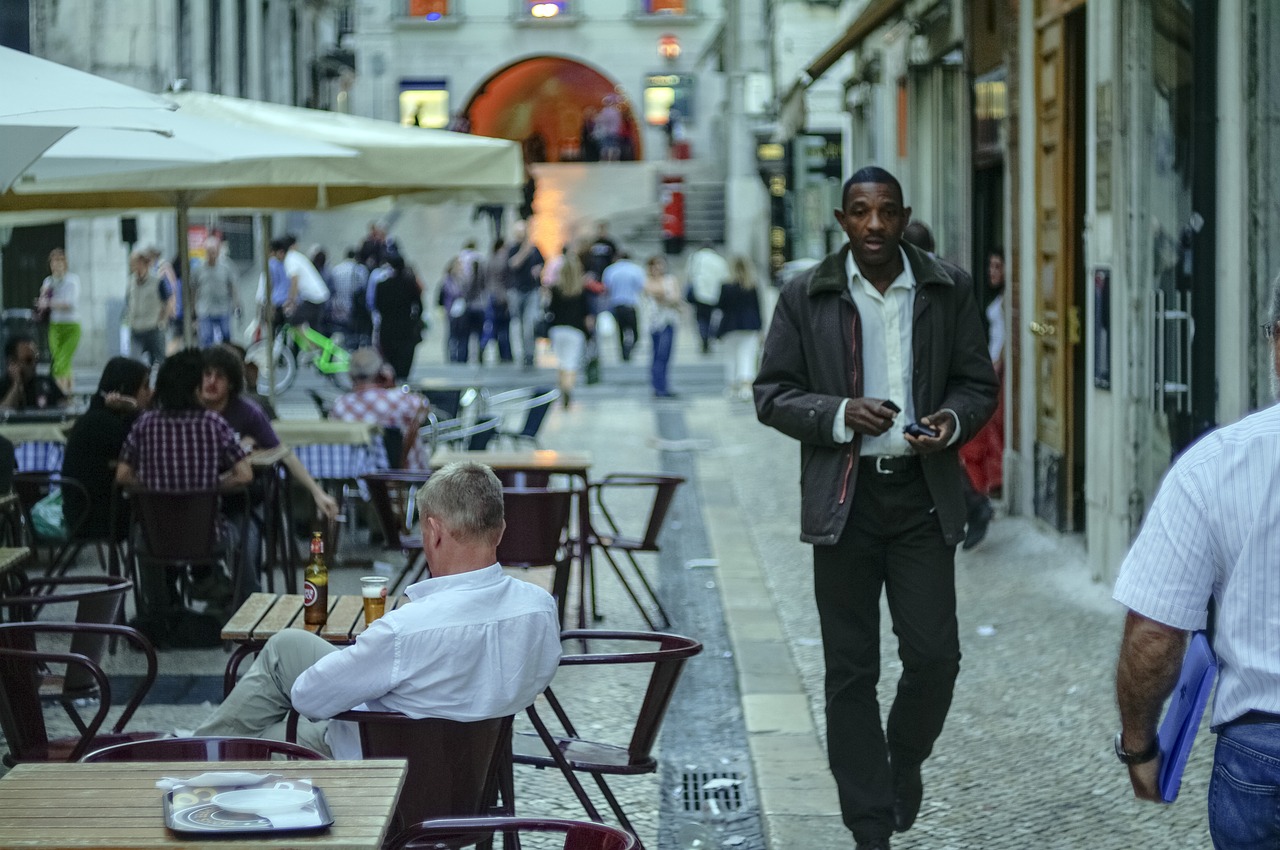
[680,771,745,813]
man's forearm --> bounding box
[1116,611,1188,749]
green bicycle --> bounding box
[244,323,351,394]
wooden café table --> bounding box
[0,758,407,849]
[221,591,411,696]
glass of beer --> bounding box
[360,576,389,626]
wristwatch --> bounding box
[1114,731,1159,765]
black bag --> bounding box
[129,608,224,649]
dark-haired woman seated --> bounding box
[61,357,152,542]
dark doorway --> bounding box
[3,224,65,311]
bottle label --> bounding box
[303,581,318,606]
[311,536,323,555]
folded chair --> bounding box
[287,709,514,837]
[83,735,326,762]
[0,621,160,764]
[390,816,636,850]
[514,631,702,850]
[586,474,685,629]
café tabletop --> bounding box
[272,421,378,447]
[0,421,72,444]
[0,546,31,575]
[223,592,411,645]
[0,758,408,849]
[429,449,592,474]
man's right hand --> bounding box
[844,398,897,436]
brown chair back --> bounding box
[497,487,574,624]
[130,489,223,563]
[591,474,685,552]
[82,735,327,762]
[0,622,158,764]
[288,710,513,834]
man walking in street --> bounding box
[283,235,330,329]
[754,166,997,850]
[685,241,729,354]
[506,220,545,369]
[192,239,240,347]
[1112,278,1280,847]
[602,250,645,363]
[124,248,172,366]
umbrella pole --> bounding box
[260,214,275,405]
[176,200,194,348]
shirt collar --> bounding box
[845,247,916,298]
[404,563,504,599]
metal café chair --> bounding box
[586,474,686,630]
[390,816,636,850]
[486,386,561,448]
[496,487,575,627]
[513,630,702,850]
[82,735,327,762]
[287,709,514,836]
[361,470,432,595]
[0,621,161,764]
[11,472,98,578]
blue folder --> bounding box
[1156,631,1217,803]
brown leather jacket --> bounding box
[754,242,998,546]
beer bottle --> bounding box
[303,532,328,626]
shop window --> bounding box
[399,80,450,129]
[642,0,687,14]
[407,0,450,21]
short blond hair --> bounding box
[415,462,505,545]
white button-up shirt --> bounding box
[833,249,915,456]
[1113,403,1280,726]
[292,564,562,759]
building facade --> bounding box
[777,0,1280,582]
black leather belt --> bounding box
[859,455,920,475]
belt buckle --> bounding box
[874,456,893,475]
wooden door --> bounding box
[1031,7,1085,531]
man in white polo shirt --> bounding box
[283,235,330,328]
[1113,278,1280,847]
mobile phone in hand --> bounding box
[881,400,901,414]
[904,421,940,439]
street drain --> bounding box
[680,771,745,814]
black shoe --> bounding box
[962,501,993,550]
[855,838,891,850]
[892,762,923,833]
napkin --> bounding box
[263,806,324,829]
[156,772,282,791]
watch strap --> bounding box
[1114,731,1160,765]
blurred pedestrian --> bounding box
[717,256,763,400]
[124,249,171,367]
[327,249,367,342]
[602,251,645,362]
[283,235,330,329]
[547,250,592,408]
[481,238,513,363]
[39,247,81,393]
[192,239,239,347]
[643,254,682,398]
[438,256,469,363]
[506,220,545,369]
[374,254,425,381]
[685,242,729,355]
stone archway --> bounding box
[464,56,642,163]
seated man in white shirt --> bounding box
[193,461,562,758]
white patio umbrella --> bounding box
[0,45,177,192]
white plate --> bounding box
[212,788,314,815]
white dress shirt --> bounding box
[1113,402,1280,726]
[833,249,914,456]
[292,564,562,759]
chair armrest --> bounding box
[0,646,111,761]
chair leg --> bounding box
[523,704,606,823]
[589,771,647,850]
[596,548,662,631]
[621,551,671,629]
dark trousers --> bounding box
[650,324,674,394]
[693,302,716,353]
[612,304,638,361]
[813,463,960,842]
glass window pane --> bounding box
[408,0,449,20]
[400,86,450,129]
[524,0,568,18]
[644,0,687,14]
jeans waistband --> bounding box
[1223,711,1280,729]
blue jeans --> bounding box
[1209,722,1280,849]
[199,315,232,347]
[651,324,674,395]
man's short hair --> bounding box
[203,345,245,398]
[349,347,384,381]
[270,237,291,253]
[4,334,33,362]
[842,166,904,207]
[154,349,206,411]
[416,462,505,546]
